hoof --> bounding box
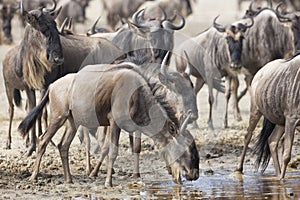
[132,173,141,179]
[25,145,36,157]
[104,181,112,188]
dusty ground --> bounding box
[1,0,300,199]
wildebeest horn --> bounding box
[275,2,293,22]
[213,15,226,32]
[68,17,73,29]
[20,0,26,16]
[132,9,146,26]
[158,6,167,21]
[59,18,69,33]
[162,11,185,30]
[183,51,191,76]
[180,110,192,134]
[248,1,259,13]
[43,0,57,13]
[160,51,174,80]
[239,15,254,30]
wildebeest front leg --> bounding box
[57,119,77,184]
[89,127,111,178]
[224,76,232,128]
[105,119,121,187]
[132,131,141,178]
[280,118,299,179]
[192,78,205,128]
[236,107,262,173]
[5,85,14,150]
[231,77,242,121]
[25,88,37,156]
[268,125,285,176]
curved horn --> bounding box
[162,11,185,30]
[20,0,25,16]
[244,15,254,29]
[158,6,167,21]
[213,15,226,32]
[132,9,145,25]
[183,51,191,76]
[275,2,293,22]
[91,16,100,34]
[248,0,259,13]
[160,51,174,80]
[43,0,57,13]
[59,17,69,33]
[180,110,192,134]
[68,17,73,29]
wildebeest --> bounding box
[89,9,185,65]
[236,4,297,103]
[78,51,198,177]
[56,0,90,28]
[138,0,193,21]
[175,15,254,129]
[235,7,300,173]
[101,0,153,30]
[0,0,18,44]
[2,45,36,150]
[13,0,123,155]
[237,54,300,179]
[18,60,200,187]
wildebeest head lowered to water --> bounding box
[18,59,200,186]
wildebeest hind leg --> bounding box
[30,114,68,182]
[57,118,77,184]
[268,125,284,176]
[280,118,299,179]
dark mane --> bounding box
[115,54,180,128]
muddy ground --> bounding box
[1,0,300,199]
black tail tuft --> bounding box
[13,89,22,107]
[253,117,276,173]
[18,89,49,138]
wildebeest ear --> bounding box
[158,72,173,86]
[50,6,62,20]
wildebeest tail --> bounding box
[213,78,225,93]
[18,89,49,138]
[13,89,22,107]
[253,117,276,173]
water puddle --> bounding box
[70,170,300,199]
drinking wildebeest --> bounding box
[236,53,300,179]
[13,0,123,155]
[18,60,200,187]
[0,0,18,44]
[79,52,198,177]
[175,15,254,129]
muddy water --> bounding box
[72,170,300,199]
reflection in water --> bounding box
[73,171,300,199]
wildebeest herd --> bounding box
[0,0,300,190]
